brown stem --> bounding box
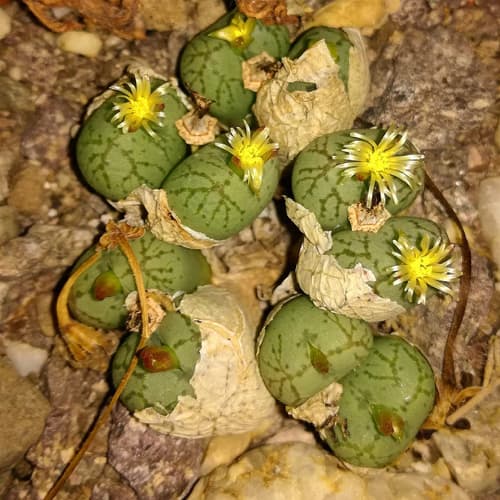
[44,229,149,499]
[424,171,472,388]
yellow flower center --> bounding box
[215,121,278,193]
[366,148,390,174]
[390,233,459,305]
[111,75,168,137]
[334,126,424,208]
[209,13,256,49]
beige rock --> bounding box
[304,0,401,35]
[189,441,470,499]
[0,8,11,41]
[57,31,103,58]
[0,206,19,245]
[0,358,51,473]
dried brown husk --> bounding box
[22,0,145,39]
[286,198,406,322]
[134,285,281,437]
[22,0,227,39]
[237,0,299,25]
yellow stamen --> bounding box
[209,12,256,49]
[215,121,278,193]
[334,125,424,208]
[390,233,459,304]
[111,75,168,138]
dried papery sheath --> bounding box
[254,30,369,160]
[133,285,281,437]
[112,186,224,249]
[286,198,405,322]
[334,125,424,209]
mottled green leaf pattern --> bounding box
[257,295,373,406]
[324,335,436,467]
[76,81,187,201]
[69,231,211,329]
[292,129,424,231]
[112,310,201,412]
[162,142,280,240]
[329,216,447,306]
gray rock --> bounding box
[0,357,50,473]
[364,26,496,151]
[108,405,207,499]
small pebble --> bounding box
[4,340,48,377]
[57,30,103,58]
[478,176,500,273]
[0,8,11,40]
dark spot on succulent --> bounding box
[139,345,180,372]
[92,270,122,300]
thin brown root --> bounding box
[45,223,150,499]
[446,379,500,426]
[424,171,472,389]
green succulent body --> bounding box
[325,335,436,467]
[162,141,280,240]
[179,10,290,126]
[112,310,201,413]
[69,231,211,329]
[287,27,353,90]
[76,80,188,201]
[329,216,446,307]
[291,128,424,231]
[257,295,373,407]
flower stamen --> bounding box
[334,125,424,209]
[215,120,278,193]
[209,12,256,49]
[111,75,169,138]
[389,233,460,304]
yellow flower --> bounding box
[215,121,278,193]
[110,75,169,137]
[209,12,256,49]
[390,233,459,305]
[334,125,424,208]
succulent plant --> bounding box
[179,9,290,126]
[68,230,211,329]
[323,335,436,467]
[76,71,188,201]
[257,294,373,407]
[291,126,425,230]
[112,309,201,413]
[116,285,280,438]
[160,126,280,241]
[328,216,458,307]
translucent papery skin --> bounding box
[132,286,280,438]
[68,231,211,329]
[257,295,373,407]
[161,142,280,240]
[76,80,188,201]
[329,216,446,307]
[112,310,202,412]
[179,9,290,127]
[291,128,424,231]
[324,335,436,468]
[254,30,370,160]
[287,26,353,91]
